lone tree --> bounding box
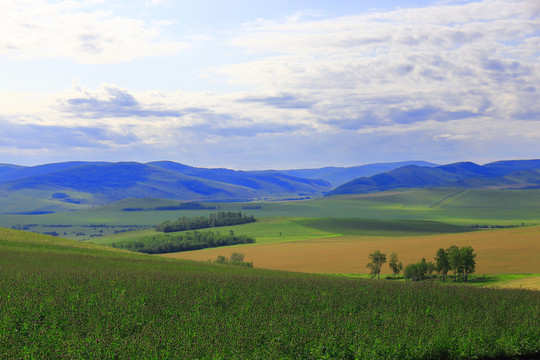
[366,250,387,279]
[388,252,403,277]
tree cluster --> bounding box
[112,230,255,254]
[155,212,256,233]
[434,245,476,282]
[211,252,254,267]
[122,202,217,212]
[366,245,476,282]
[403,258,435,282]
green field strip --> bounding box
[293,217,474,237]
[2,188,540,241]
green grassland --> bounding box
[0,188,96,214]
[91,217,338,246]
[1,228,539,359]
[294,218,473,236]
[2,188,540,241]
[92,216,475,248]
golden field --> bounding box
[162,225,540,275]
[486,275,540,290]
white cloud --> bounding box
[214,0,540,129]
[0,0,539,168]
[0,0,188,64]
[147,0,167,5]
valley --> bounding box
[2,160,540,359]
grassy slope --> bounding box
[91,215,474,248]
[2,188,540,228]
[72,188,540,278]
[3,187,540,276]
[1,228,539,359]
[91,217,338,246]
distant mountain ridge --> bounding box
[330,160,540,195]
[277,161,438,186]
[2,159,540,214]
[0,161,333,213]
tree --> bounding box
[212,253,253,267]
[426,261,435,277]
[229,252,245,263]
[447,245,462,281]
[388,252,403,277]
[214,255,226,264]
[419,258,428,276]
[446,245,476,281]
[435,248,450,281]
[366,250,387,279]
[460,246,476,282]
[404,262,426,281]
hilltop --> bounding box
[330,159,540,195]
[276,160,437,186]
[0,160,437,214]
[2,159,540,214]
[0,161,331,213]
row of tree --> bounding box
[112,230,255,254]
[210,252,254,267]
[366,245,477,282]
[155,212,256,233]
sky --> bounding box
[0,0,539,170]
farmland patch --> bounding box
[164,225,540,275]
[293,218,473,236]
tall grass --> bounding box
[1,229,539,359]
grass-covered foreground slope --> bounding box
[1,228,540,359]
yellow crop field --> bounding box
[162,225,540,275]
[486,275,540,291]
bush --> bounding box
[156,212,256,233]
[211,252,253,267]
[113,231,255,254]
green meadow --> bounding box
[2,188,540,241]
[1,228,539,359]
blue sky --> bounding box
[1,0,539,169]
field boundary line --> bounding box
[429,188,467,208]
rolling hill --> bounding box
[1,227,539,359]
[3,158,540,214]
[276,160,437,186]
[0,161,332,213]
[330,159,540,195]
[148,161,330,193]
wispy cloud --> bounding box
[240,93,314,109]
[0,0,187,64]
[62,84,183,118]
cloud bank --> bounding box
[0,0,539,169]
